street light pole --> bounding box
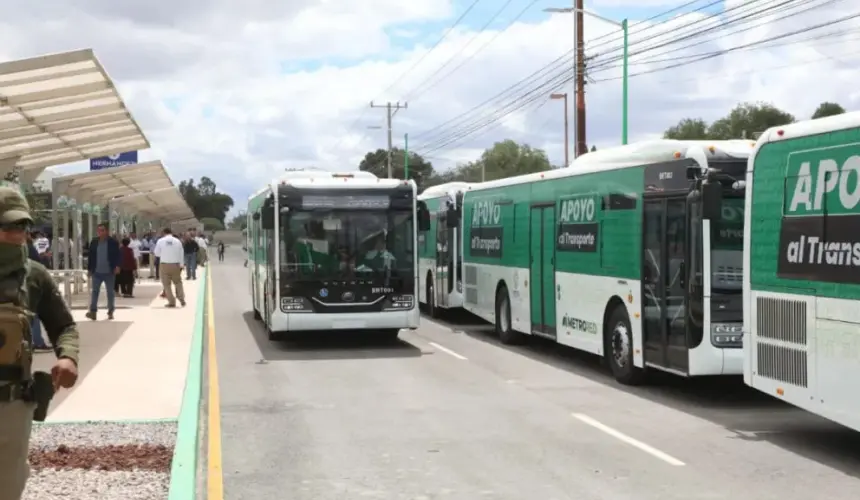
[545,7,629,145]
[550,93,569,166]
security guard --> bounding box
[0,187,79,500]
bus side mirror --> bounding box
[252,212,260,221]
[701,182,722,221]
[261,198,275,229]
[417,202,431,232]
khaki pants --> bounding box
[159,263,185,305]
[0,400,35,500]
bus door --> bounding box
[435,210,450,307]
[641,197,689,373]
[529,203,557,338]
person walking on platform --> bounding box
[116,237,137,298]
[85,223,120,321]
[154,228,185,308]
[217,241,225,261]
[0,187,80,500]
[182,233,199,280]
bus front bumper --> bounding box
[272,307,420,332]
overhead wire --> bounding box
[416,3,855,155]
[413,0,826,153]
[331,0,485,151]
[405,0,541,102]
[410,0,776,150]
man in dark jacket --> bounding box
[85,223,120,320]
[26,232,50,351]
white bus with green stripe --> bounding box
[417,182,474,316]
[461,139,753,384]
[744,112,860,432]
[246,170,430,340]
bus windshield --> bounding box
[710,196,744,293]
[279,209,414,281]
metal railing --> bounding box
[47,269,90,308]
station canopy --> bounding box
[52,160,174,207]
[119,186,197,224]
[0,49,149,180]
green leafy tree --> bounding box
[178,177,234,224]
[358,148,435,192]
[811,101,846,119]
[227,211,247,230]
[200,217,224,231]
[663,118,709,140]
[707,102,795,139]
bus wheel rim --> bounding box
[612,322,629,367]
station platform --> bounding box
[32,271,204,422]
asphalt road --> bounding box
[210,250,860,500]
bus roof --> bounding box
[247,171,416,202]
[418,181,474,200]
[467,139,755,194]
[751,110,860,172]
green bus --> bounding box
[744,111,860,431]
[417,182,474,316]
[461,139,752,384]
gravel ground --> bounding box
[23,421,178,500]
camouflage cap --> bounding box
[0,186,32,224]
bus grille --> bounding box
[754,297,808,388]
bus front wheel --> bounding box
[605,305,644,385]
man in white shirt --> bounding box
[128,232,142,280]
[153,228,186,307]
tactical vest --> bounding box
[0,264,33,384]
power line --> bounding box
[405,0,541,102]
[410,0,779,149]
[415,7,856,154]
[331,0,484,151]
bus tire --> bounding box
[605,305,644,385]
[268,329,279,341]
[495,286,522,345]
[426,279,437,318]
[253,308,262,320]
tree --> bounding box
[707,102,794,139]
[812,101,846,119]
[200,217,224,231]
[663,118,709,140]
[358,148,435,192]
[475,140,551,181]
[227,211,247,230]
[178,177,234,224]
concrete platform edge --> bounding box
[35,417,178,426]
[168,270,208,500]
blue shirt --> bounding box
[96,239,110,274]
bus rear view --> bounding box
[247,170,430,340]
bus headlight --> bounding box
[711,323,743,348]
[384,295,415,311]
[280,296,312,312]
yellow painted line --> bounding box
[207,267,224,499]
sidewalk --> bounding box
[33,271,204,422]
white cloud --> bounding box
[4,0,857,216]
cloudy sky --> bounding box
[2,0,857,217]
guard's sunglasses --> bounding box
[0,220,32,232]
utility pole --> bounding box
[574,0,587,158]
[370,101,407,178]
[550,93,569,166]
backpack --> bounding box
[0,263,33,382]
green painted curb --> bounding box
[36,417,178,426]
[167,271,208,500]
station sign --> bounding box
[90,151,138,171]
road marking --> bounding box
[428,342,468,360]
[572,413,686,466]
[207,268,224,499]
